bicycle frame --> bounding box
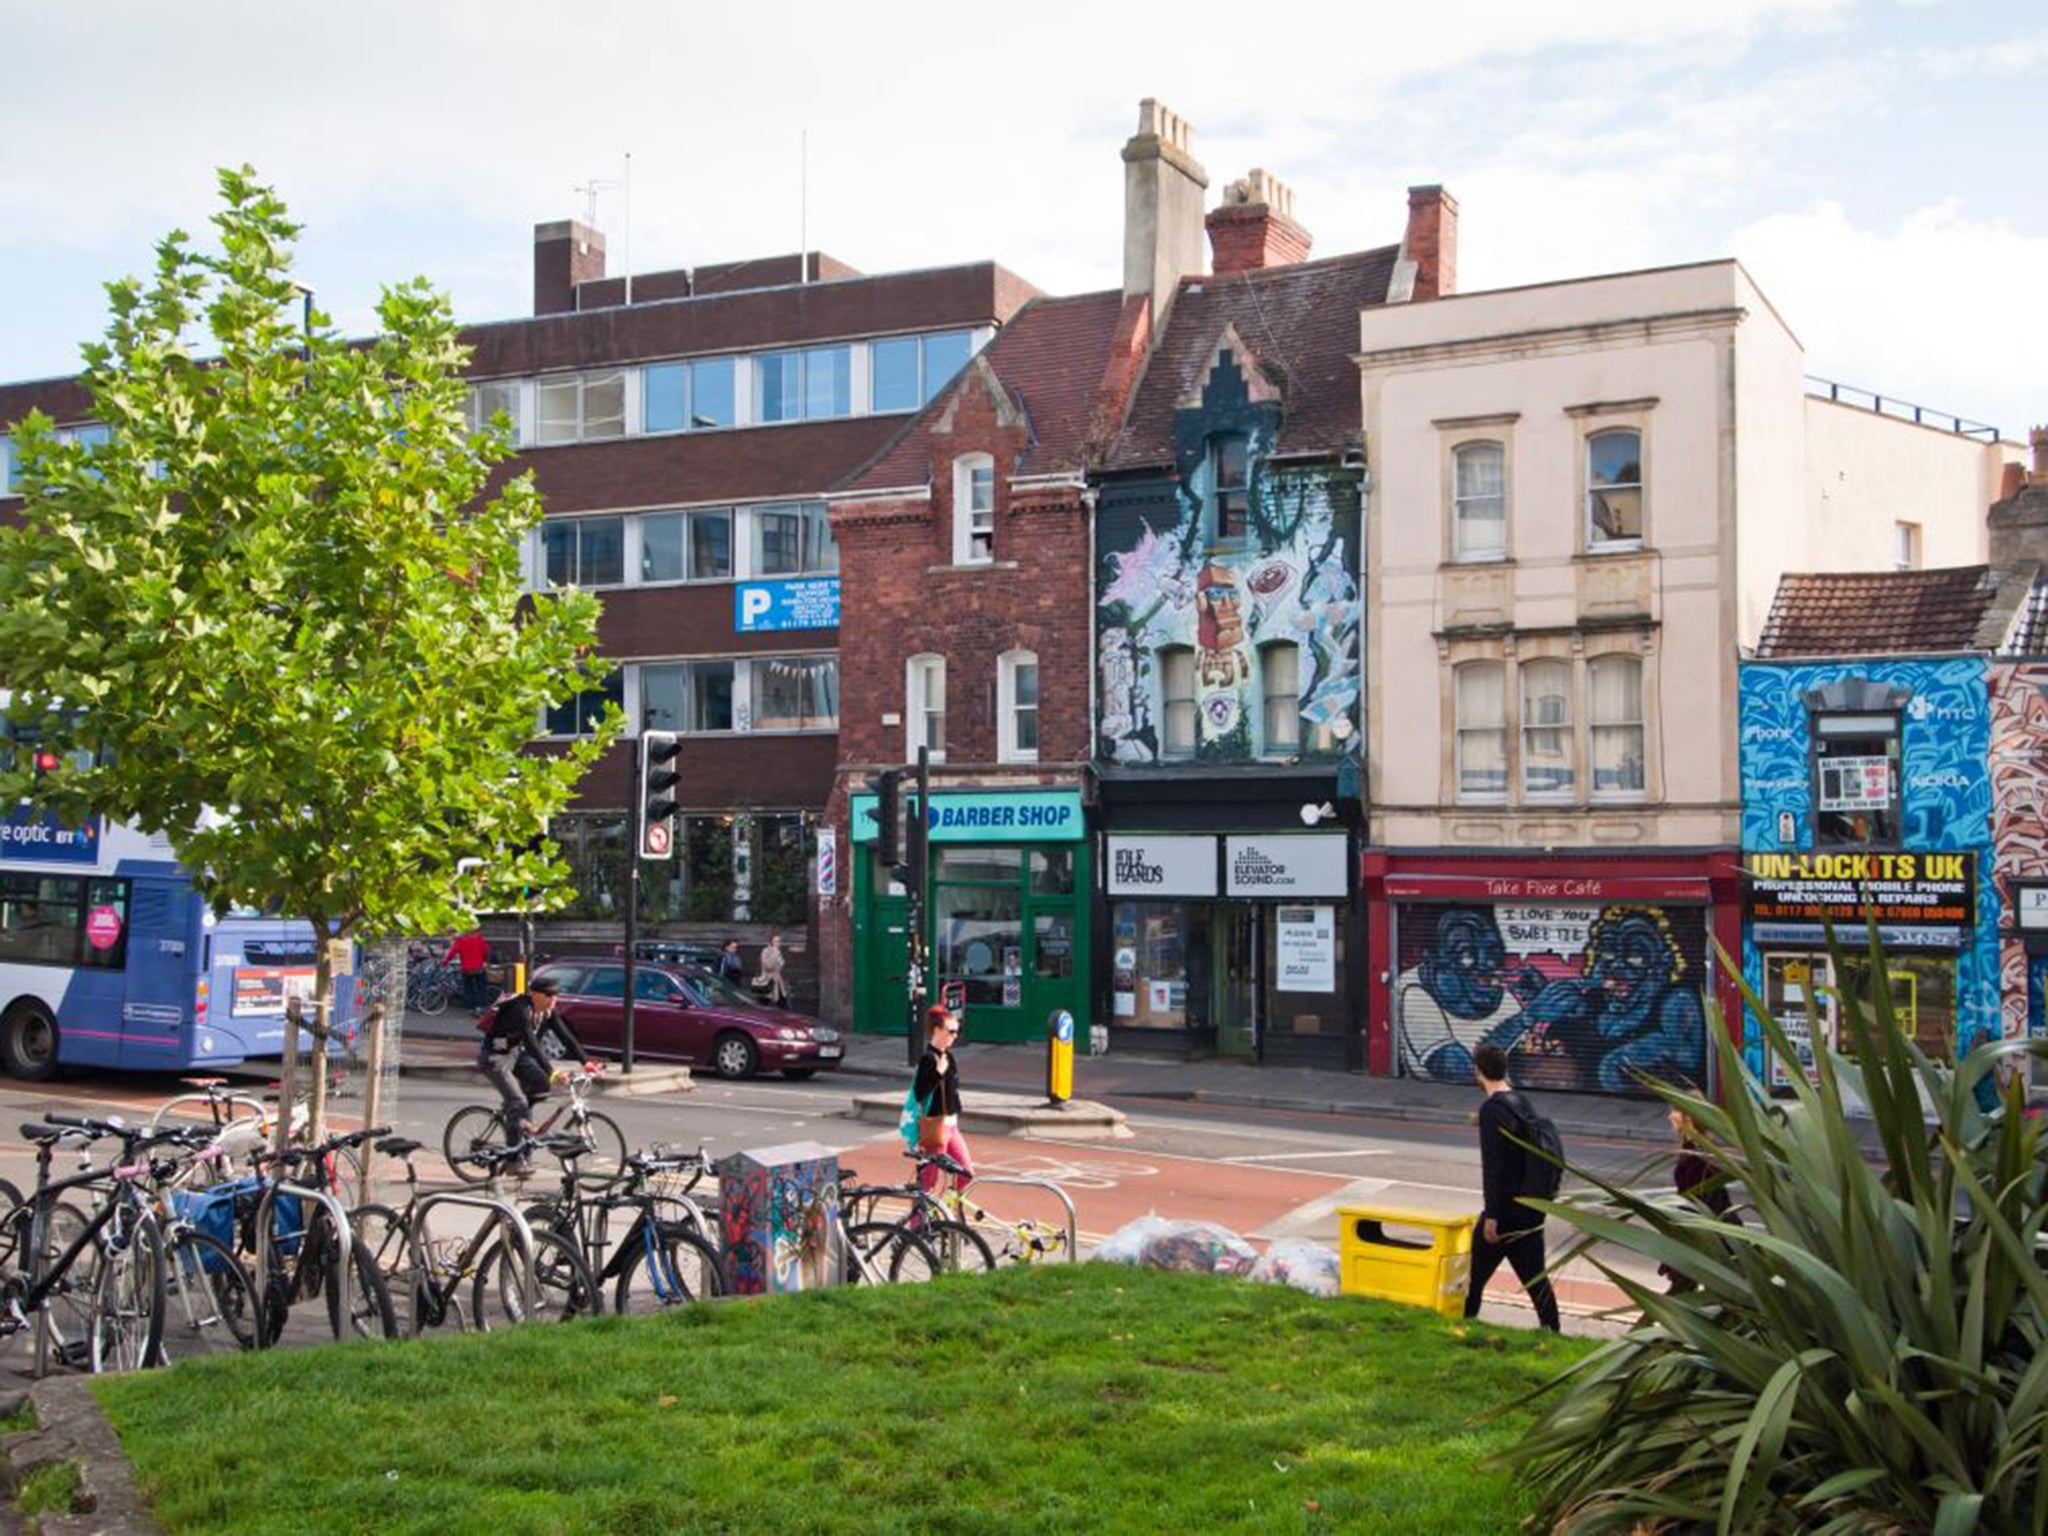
[403,1190,537,1330]
[252,1180,356,1345]
[8,1139,155,1376]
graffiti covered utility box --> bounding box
[716,1141,843,1297]
[1338,1205,1473,1317]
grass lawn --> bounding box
[95,1265,1590,1534]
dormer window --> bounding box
[953,454,995,565]
[1209,435,1249,542]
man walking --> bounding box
[1464,1042,1562,1332]
[445,927,492,1014]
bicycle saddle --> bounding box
[20,1122,66,1143]
[375,1136,423,1158]
[179,1076,229,1089]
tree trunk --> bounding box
[308,941,333,1147]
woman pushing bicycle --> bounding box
[913,1005,974,1196]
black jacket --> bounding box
[912,1048,962,1119]
[485,994,585,1071]
[1478,1090,1543,1231]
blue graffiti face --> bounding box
[1587,913,1681,1029]
[1419,909,1507,1019]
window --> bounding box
[1260,642,1300,755]
[540,516,625,587]
[1520,659,1574,798]
[0,875,129,970]
[1894,521,1922,571]
[922,331,973,401]
[535,370,626,444]
[871,336,920,413]
[1159,646,1196,759]
[803,346,852,420]
[638,660,735,733]
[688,358,735,429]
[1455,662,1507,801]
[1588,654,1646,795]
[954,455,995,564]
[748,655,837,731]
[999,650,1038,763]
[1453,441,1506,560]
[1209,435,1250,541]
[1586,429,1643,547]
[642,364,689,434]
[544,670,623,737]
[1813,711,1900,845]
[753,352,803,424]
[908,654,946,761]
[639,509,732,583]
[748,502,836,577]
[1,422,114,496]
[467,379,522,441]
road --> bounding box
[0,1063,1666,1334]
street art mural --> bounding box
[1394,902,1708,1095]
[1738,658,1998,1077]
[1095,346,1362,765]
[1991,662,2048,1048]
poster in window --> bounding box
[1818,755,1891,812]
[1275,905,1336,992]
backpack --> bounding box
[1507,1093,1566,1201]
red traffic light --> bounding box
[31,752,60,774]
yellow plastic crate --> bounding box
[1338,1205,1474,1317]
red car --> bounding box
[523,959,843,1080]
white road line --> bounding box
[1220,1149,1398,1164]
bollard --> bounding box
[1045,1009,1074,1106]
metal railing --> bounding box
[252,1183,355,1346]
[963,1174,1078,1263]
[1806,375,2001,441]
[408,1191,538,1330]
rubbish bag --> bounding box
[1139,1220,1258,1277]
[1249,1238,1342,1297]
[1089,1215,1176,1266]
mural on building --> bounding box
[1738,658,1998,1072]
[1096,348,1362,765]
[1395,902,1707,1094]
[1991,662,2048,1045]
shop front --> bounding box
[848,788,1088,1044]
[1103,829,1355,1068]
[1363,853,1742,1097]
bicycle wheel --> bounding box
[573,1109,628,1172]
[442,1104,509,1185]
[413,973,452,1016]
[916,1218,996,1275]
[324,1236,400,1342]
[158,1231,256,1363]
[148,1092,268,1138]
[471,1229,599,1327]
[90,1210,168,1373]
[611,1222,723,1315]
[844,1221,941,1285]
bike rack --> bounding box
[253,1183,356,1346]
[960,1175,1078,1263]
[408,1191,538,1329]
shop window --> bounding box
[954,454,995,565]
[1208,435,1250,543]
[1158,646,1196,759]
[1520,659,1574,799]
[1113,902,1203,1029]
[1588,654,1645,797]
[1586,428,1643,548]
[935,880,1022,1008]
[1454,661,1507,802]
[1453,441,1506,560]
[1034,913,1075,980]
[907,654,946,763]
[1812,710,1901,845]
[999,650,1038,763]
[1839,952,1955,1060]
[1029,848,1073,896]
[1259,642,1300,756]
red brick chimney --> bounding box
[533,219,606,316]
[2032,425,2048,485]
[1205,170,1312,276]
[1401,185,1458,300]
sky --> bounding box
[1,0,2041,439]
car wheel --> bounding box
[711,1032,759,1080]
[781,1068,818,1081]
[1,1003,60,1082]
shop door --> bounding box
[854,853,911,1036]
[1215,905,1260,1058]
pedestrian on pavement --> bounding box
[476,974,587,1169]
[755,933,788,1008]
[1660,1104,1738,1293]
[1464,1042,1562,1332]
[718,939,746,986]
[445,927,492,1014]
[913,1005,975,1197]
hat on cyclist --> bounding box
[528,974,563,995]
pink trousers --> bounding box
[918,1121,975,1194]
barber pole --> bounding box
[816,827,837,897]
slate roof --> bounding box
[837,288,1132,493]
[1102,246,1400,472]
[1754,565,2048,657]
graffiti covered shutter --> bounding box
[1394,901,1710,1096]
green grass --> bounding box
[16,1459,81,1518]
[0,1398,33,1436]
[95,1266,1589,1535]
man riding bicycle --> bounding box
[477,974,589,1168]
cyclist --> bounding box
[477,974,588,1168]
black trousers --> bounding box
[1464,1220,1561,1332]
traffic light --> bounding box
[867,769,903,867]
[639,732,680,859]
[30,751,58,778]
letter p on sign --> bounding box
[740,587,774,628]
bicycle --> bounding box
[148,1133,260,1364]
[919,1154,1073,1267]
[837,1154,993,1279]
[405,948,455,1016]
[442,1064,626,1184]
[520,1143,723,1316]
[238,1127,400,1346]
[352,1133,600,1333]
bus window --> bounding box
[0,875,85,966]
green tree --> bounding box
[0,169,619,1123]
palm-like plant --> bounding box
[1505,927,2048,1534]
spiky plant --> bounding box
[1503,927,2048,1535]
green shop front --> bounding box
[849,788,1091,1043]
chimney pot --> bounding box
[1400,185,1459,301]
[1206,169,1313,276]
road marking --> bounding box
[1220,1149,1398,1164]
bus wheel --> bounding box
[1,1004,59,1082]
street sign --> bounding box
[644,821,672,858]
